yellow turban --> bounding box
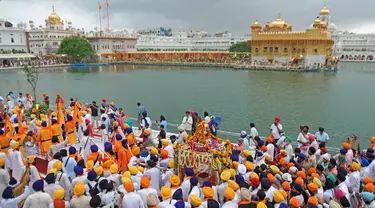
[122,171,131,179]
[232,161,239,169]
[161,186,172,199]
[190,195,202,207]
[203,187,214,198]
[274,190,285,203]
[27,155,35,164]
[170,175,180,186]
[228,180,239,191]
[86,160,94,171]
[270,165,280,174]
[65,109,71,114]
[257,202,267,208]
[74,182,85,196]
[48,168,57,175]
[168,160,175,169]
[150,147,158,155]
[250,172,259,180]
[113,121,119,127]
[11,142,19,149]
[121,177,131,185]
[129,166,138,175]
[265,155,272,161]
[161,139,169,145]
[110,164,118,174]
[224,187,235,200]
[41,117,46,122]
[229,169,236,178]
[30,114,36,119]
[244,161,254,171]
[103,160,113,168]
[123,123,130,129]
[138,166,144,174]
[221,170,231,181]
[132,147,140,155]
[95,166,104,176]
[51,112,57,117]
[82,111,87,116]
[313,177,323,188]
[110,101,115,106]
[54,188,64,200]
[53,160,63,171]
[243,150,252,157]
[0,158,5,167]
[352,162,360,171]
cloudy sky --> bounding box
[1,0,374,35]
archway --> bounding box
[367,55,374,61]
[349,55,353,60]
[354,55,358,60]
[345,55,348,60]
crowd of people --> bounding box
[0,92,374,208]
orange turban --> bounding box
[311,173,320,179]
[282,181,291,191]
[279,158,287,166]
[224,187,235,200]
[307,183,318,192]
[125,181,134,192]
[290,197,300,207]
[343,142,350,149]
[160,150,168,158]
[372,136,375,143]
[308,168,316,175]
[365,183,375,192]
[296,171,306,179]
[141,176,151,188]
[267,136,274,143]
[308,196,318,205]
[288,162,295,168]
[132,147,140,155]
[296,177,304,186]
[232,161,239,169]
[203,187,214,198]
[261,145,268,152]
[364,177,373,184]
[74,182,85,196]
[244,161,254,171]
[267,173,275,183]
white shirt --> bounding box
[106,173,121,187]
[270,123,282,139]
[72,176,88,187]
[164,145,174,159]
[23,191,53,208]
[144,167,162,194]
[70,195,91,208]
[1,186,31,208]
[266,143,275,161]
[346,171,360,193]
[141,117,152,128]
[181,178,192,201]
[138,187,158,208]
[323,189,334,204]
[8,150,25,181]
[158,199,173,208]
[122,192,144,208]
[250,127,258,138]
[182,116,193,131]
[265,186,277,201]
[44,183,62,199]
[215,181,228,204]
[222,200,238,208]
[102,191,120,207]
[162,170,174,187]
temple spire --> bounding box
[52,5,55,12]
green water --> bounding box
[0,62,374,149]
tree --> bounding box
[57,36,95,62]
[229,41,252,52]
[22,65,39,102]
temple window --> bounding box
[275,47,279,52]
[293,48,296,53]
[314,49,318,53]
[263,47,268,52]
[284,48,288,53]
[255,48,259,53]
[302,48,306,53]
[269,47,273,52]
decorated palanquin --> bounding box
[175,122,232,184]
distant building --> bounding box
[248,6,335,68]
[28,6,83,56]
[138,27,172,36]
[0,19,28,53]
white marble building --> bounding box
[0,20,28,52]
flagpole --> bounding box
[106,0,109,32]
[99,3,102,35]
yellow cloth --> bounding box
[110,164,118,174]
[224,187,235,200]
[274,191,285,203]
[53,161,63,171]
[74,182,85,196]
[228,180,239,191]
[129,166,138,175]
[161,186,172,199]
[170,175,180,186]
[150,147,158,155]
[54,188,64,200]
[190,195,202,207]
[352,162,360,171]
[270,165,280,174]
[220,170,231,181]
[168,160,175,168]
[95,166,104,175]
[203,187,214,198]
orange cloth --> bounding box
[65,121,76,145]
[88,152,101,163]
[117,147,129,172]
[73,102,82,124]
[126,133,136,147]
[282,181,291,191]
[51,124,63,142]
[113,140,122,153]
[290,197,300,207]
[296,171,306,179]
[0,134,10,155]
[14,133,26,157]
[365,183,375,192]
[37,127,52,156]
[57,102,65,124]
[364,177,373,184]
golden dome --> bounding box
[313,16,322,28]
[320,6,330,15]
[251,20,262,30]
[47,11,63,25]
[270,15,291,29]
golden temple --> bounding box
[248,6,335,68]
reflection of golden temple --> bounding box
[248,5,335,68]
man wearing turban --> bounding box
[23,180,53,208]
[8,142,25,181]
[138,176,157,207]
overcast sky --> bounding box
[1,0,374,35]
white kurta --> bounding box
[130,174,141,191]
[56,171,73,201]
[23,191,53,208]
[122,192,144,208]
[164,145,174,159]
[8,150,25,181]
[28,165,40,187]
[158,199,173,208]
[44,183,62,199]
[144,167,162,194]
[0,168,10,200]
[0,186,31,208]
[162,170,174,187]
[215,181,228,204]
[79,136,94,162]
[70,195,91,208]
[180,178,191,201]
[222,200,238,208]
[346,171,360,193]
[102,191,120,207]
[138,187,158,208]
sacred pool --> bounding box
[0,62,374,150]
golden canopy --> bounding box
[47,11,63,25]
[313,17,322,28]
[320,6,330,15]
[251,20,262,30]
[270,15,292,29]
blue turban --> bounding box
[240,131,247,138]
[174,201,185,208]
[91,145,98,152]
[257,152,263,157]
[279,203,288,208]
[121,139,128,146]
[87,171,97,181]
[295,163,302,171]
[69,146,76,155]
[51,119,57,124]
[367,152,375,159]
[32,180,44,191]
[150,154,158,162]
[115,134,122,140]
[297,153,305,160]
[361,192,375,202]
[74,166,84,175]
[2,187,12,199]
[41,121,47,127]
[235,175,244,184]
[100,124,106,130]
[190,177,198,186]
[104,142,112,152]
[172,188,183,200]
[294,183,303,192]
[9,178,17,186]
[13,118,18,124]
[257,140,264,147]
[327,173,336,183]
[362,158,370,167]
[141,149,149,158]
[185,168,194,176]
[67,115,73,121]
[61,124,65,130]
[202,181,212,187]
[126,128,133,134]
[250,122,255,127]
[0,129,4,135]
[261,178,271,190]
[70,102,75,107]
[231,154,239,162]
[340,148,348,154]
